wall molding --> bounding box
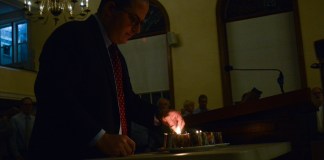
[0,90,35,101]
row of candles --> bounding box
[164,128,223,149]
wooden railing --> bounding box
[184,88,317,160]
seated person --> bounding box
[149,98,173,150]
[239,88,262,104]
[156,98,171,119]
[182,100,195,117]
[9,97,35,160]
[194,94,208,114]
[0,107,19,160]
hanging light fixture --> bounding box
[23,0,91,25]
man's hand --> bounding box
[95,133,136,157]
[162,110,185,133]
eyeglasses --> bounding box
[119,8,144,30]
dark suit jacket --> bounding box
[28,15,157,159]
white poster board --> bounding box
[119,34,169,94]
[226,12,301,103]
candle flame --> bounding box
[175,126,181,134]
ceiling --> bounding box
[0,0,23,15]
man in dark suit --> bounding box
[28,0,184,159]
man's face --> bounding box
[21,99,33,115]
[105,0,149,44]
[187,103,195,113]
[158,99,170,115]
[199,98,207,109]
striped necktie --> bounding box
[109,44,128,135]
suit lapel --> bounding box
[86,15,121,133]
[86,15,116,91]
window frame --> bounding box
[0,17,33,71]
[0,24,13,64]
[15,20,29,64]
[216,0,306,106]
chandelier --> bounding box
[23,0,91,24]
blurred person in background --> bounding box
[0,107,19,160]
[194,94,208,114]
[181,100,195,117]
[9,97,35,160]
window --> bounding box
[119,0,173,106]
[0,20,32,70]
[217,0,306,106]
[0,25,12,65]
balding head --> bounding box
[97,0,149,44]
[98,0,149,13]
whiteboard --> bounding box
[118,34,169,94]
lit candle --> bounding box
[68,4,73,15]
[192,130,202,146]
[80,1,84,7]
[39,4,44,16]
[80,1,84,12]
[27,1,32,12]
[175,126,181,134]
[172,126,191,148]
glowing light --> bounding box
[24,0,91,24]
[175,153,190,156]
[175,126,181,134]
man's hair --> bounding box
[21,97,33,104]
[183,100,194,109]
[98,0,149,13]
[198,94,207,101]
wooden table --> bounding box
[89,142,291,160]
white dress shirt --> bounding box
[10,112,35,158]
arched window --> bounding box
[217,0,306,106]
[133,1,168,38]
[119,0,175,107]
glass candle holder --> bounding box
[173,133,191,148]
[190,130,203,146]
[164,132,191,148]
[214,132,223,144]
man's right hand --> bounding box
[95,133,136,157]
